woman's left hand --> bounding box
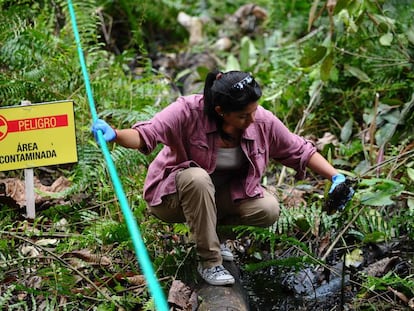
[327,174,355,212]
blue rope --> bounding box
[66,1,169,310]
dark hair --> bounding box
[203,70,262,121]
[203,70,262,140]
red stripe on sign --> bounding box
[8,115,69,132]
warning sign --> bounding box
[0,100,78,171]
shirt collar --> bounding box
[242,125,256,140]
[205,120,256,140]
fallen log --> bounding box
[196,261,249,311]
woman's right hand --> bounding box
[91,119,117,142]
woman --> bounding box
[92,70,353,286]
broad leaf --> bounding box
[360,192,396,206]
[320,52,334,81]
[340,118,353,143]
[344,64,370,82]
[363,231,387,243]
[299,45,327,67]
[379,32,393,46]
[345,248,363,268]
[358,178,404,206]
[240,36,258,69]
[407,167,414,182]
[225,54,241,72]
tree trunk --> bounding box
[196,261,250,311]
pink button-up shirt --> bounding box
[133,94,316,206]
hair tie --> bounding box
[216,72,223,80]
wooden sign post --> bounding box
[21,100,36,219]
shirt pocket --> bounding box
[188,138,209,167]
[249,146,267,175]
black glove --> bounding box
[324,174,355,214]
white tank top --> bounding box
[215,147,245,170]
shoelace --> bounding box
[210,265,228,276]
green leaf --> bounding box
[340,118,353,143]
[333,0,349,15]
[406,26,414,45]
[375,122,397,147]
[348,228,365,241]
[299,45,327,67]
[294,214,310,232]
[360,191,395,206]
[345,248,363,268]
[320,52,334,81]
[363,231,387,243]
[408,167,414,182]
[359,178,404,192]
[240,36,258,69]
[358,178,404,206]
[379,32,393,46]
[344,64,371,82]
[225,54,241,72]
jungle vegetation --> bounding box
[0,0,413,310]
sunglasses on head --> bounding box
[232,75,254,90]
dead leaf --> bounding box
[17,292,27,301]
[0,178,25,206]
[363,256,400,277]
[312,213,320,237]
[408,298,414,310]
[177,12,204,45]
[318,233,331,256]
[281,186,307,209]
[126,274,146,286]
[233,4,268,32]
[63,249,112,266]
[20,245,40,257]
[388,286,409,304]
[214,37,232,51]
[35,238,58,246]
[54,218,69,232]
[26,276,42,289]
[327,0,337,12]
[36,176,71,195]
[316,132,338,151]
[0,176,71,207]
[168,280,198,311]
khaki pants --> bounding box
[149,167,280,268]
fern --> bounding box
[0,284,15,308]
[0,1,101,105]
[111,146,149,185]
[100,106,161,126]
[67,143,107,195]
[141,298,156,311]
[270,202,337,236]
[59,0,101,46]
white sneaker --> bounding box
[197,264,235,286]
[220,243,234,262]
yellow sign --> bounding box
[0,100,78,171]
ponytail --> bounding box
[203,70,222,119]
